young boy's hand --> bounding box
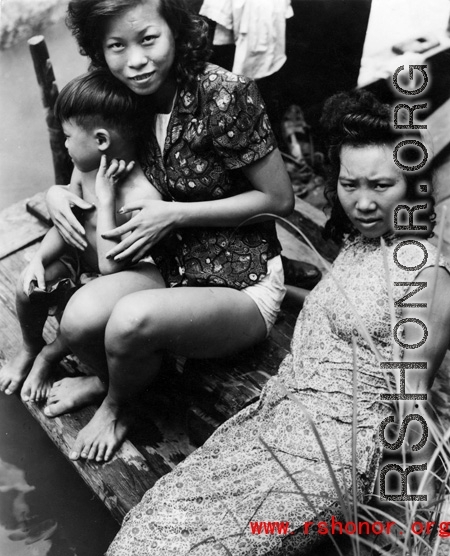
[95,155,135,203]
[22,257,46,296]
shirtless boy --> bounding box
[0,69,161,402]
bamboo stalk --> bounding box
[28,35,73,185]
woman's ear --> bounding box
[95,129,111,152]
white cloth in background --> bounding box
[200,0,293,79]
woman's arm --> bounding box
[401,266,450,396]
[46,178,94,251]
[398,265,450,500]
[103,148,294,261]
[398,266,450,445]
[175,148,294,226]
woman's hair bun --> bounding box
[320,89,392,145]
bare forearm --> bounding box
[36,226,68,265]
[170,189,290,229]
[171,149,293,228]
[96,200,127,274]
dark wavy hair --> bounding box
[321,90,435,242]
[55,69,140,141]
[66,0,211,88]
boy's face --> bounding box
[62,119,102,173]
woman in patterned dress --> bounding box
[106,90,450,555]
[42,0,294,462]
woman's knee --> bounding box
[105,293,162,357]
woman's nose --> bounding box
[355,192,376,212]
[127,46,148,69]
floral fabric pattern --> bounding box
[139,64,280,289]
[107,235,449,556]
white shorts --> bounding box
[241,255,286,336]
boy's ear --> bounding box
[94,129,111,152]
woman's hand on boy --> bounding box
[46,185,92,251]
[21,257,46,296]
[102,199,175,262]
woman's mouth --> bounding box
[355,218,381,228]
[130,72,154,83]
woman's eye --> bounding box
[142,35,156,45]
[107,42,124,51]
[374,183,391,190]
[339,181,355,190]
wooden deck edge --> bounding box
[23,392,158,523]
[0,196,49,259]
[0,190,326,522]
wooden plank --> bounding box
[0,243,198,521]
[26,190,52,226]
[0,192,317,519]
[0,246,164,521]
[0,197,49,259]
[24,402,159,523]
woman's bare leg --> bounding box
[44,263,165,417]
[69,287,267,462]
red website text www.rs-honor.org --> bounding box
[249,516,450,537]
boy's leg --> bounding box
[44,262,165,417]
[0,260,73,396]
[69,286,267,462]
[21,331,71,402]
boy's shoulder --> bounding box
[122,163,162,201]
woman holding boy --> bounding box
[35,0,295,463]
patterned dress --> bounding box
[107,235,449,556]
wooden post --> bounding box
[28,35,73,185]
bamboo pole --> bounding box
[28,35,73,185]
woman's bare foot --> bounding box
[21,350,56,403]
[44,376,106,417]
[69,397,131,463]
[0,345,43,395]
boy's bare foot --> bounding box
[44,376,106,417]
[0,346,42,395]
[21,350,56,403]
[69,398,130,463]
